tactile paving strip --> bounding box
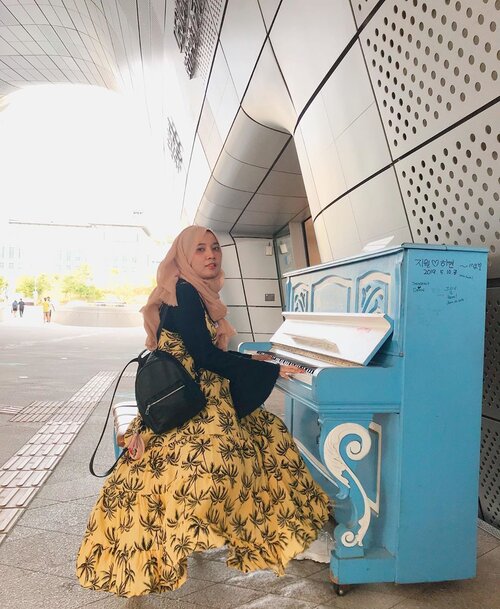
[0,405,21,416]
[0,371,118,541]
[10,401,66,423]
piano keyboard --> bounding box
[258,351,316,374]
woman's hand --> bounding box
[279,364,303,379]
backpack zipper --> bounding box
[145,384,185,415]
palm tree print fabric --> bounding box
[76,315,330,597]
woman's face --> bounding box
[190,231,222,279]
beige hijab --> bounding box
[141,226,236,351]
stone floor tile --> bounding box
[285,557,328,577]
[43,456,99,485]
[0,565,109,609]
[384,578,500,609]
[3,523,47,542]
[13,495,94,535]
[305,565,330,582]
[181,582,264,608]
[225,569,299,593]
[25,495,59,509]
[186,556,238,582]
[36,472,102,502]
[159,577,217,600]
[0,528,80,579]
[235,594,319,609]
[314,586,409,609]
[81,593,204,609]
[476,544,500,579]
[477,528,500,558]
[0,426,40,466]
[275,577,337,604]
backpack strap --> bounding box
[157,299,201,382]
[88,350,147,477]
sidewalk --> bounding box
[0,321,499,609]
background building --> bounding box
[0,221,163,300]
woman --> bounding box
[76,226,330,597]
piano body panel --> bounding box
[391,247,488,583]
[313,363,402,405]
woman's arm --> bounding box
[171,282,278,381]
[168,282,282,416]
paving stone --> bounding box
[0,564,110,609]
[285,557,329,577]
[14,496,95,536]
[0,528,81,579]
[314,585,410,609]
[0,506,23,533]
[225,569,299,594]
[81,593,202,608]
[0,485,37,508]
[181,581,264,609]
[160,576,217,600]
[36,473,103,502]
[255,576,336,605]
[17,443,44,457]
[187,556,238,582]
[478,526,500,557]
[235,594,318,609]
[3,523,48,542]
[10,400,66,423]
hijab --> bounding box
[141,226,236,351]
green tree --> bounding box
[61,265,103,302]
[0,275,7,301]
[16,275,35,298]
[16,274,52,301]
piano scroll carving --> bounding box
[357,271,392,314]
[292,283,310,312]
[323,422,382,551]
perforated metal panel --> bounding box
[483,287,500,419]
[480,417,500,528]
[196,0,225,81]
[396,106,499,276]
[351,0,382,26]
[359,0,500,156]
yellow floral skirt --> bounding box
[76,327,330,597]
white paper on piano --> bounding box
[270,311,393,366]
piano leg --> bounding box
[321,416,380,558]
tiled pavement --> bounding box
[1,315,500,608]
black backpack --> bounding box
[89,306,206,477]
[134,348,206,434]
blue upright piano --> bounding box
[241,244,488,589]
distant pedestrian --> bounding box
[42,297,55,322]
[18,298,25,318]
[47,296,55,322]
[42,298,50,322]
[11,300,18,317]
